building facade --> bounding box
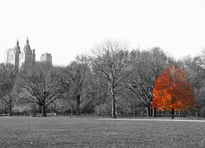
[40,52,52,65]
[5,38,36,68]
[19,38,35,68]
[4,40,21,69]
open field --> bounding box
[0,117,205,148]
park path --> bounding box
[98,118,205,123]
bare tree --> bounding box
[182,55,205,117]
[17,63,62,117]
[0,64,18,116]
[57,66,73,115]
[127,47,168,116]
[60,55,90,115]
[90,41,130,118]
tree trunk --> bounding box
[70,105,74,116]
[8,98,12,116]
[147,106,153,117]
[147,107,150,116]
[112,97,116,118]
[197,110,200,118]
[76,94,81,116]
[184,110,187,117]
[111,87,116,118]
[171,108,174,119]
[153,108,157,117]
[41,105,46,117]
[150,108,153,117]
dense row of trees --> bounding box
[0,40,205,118]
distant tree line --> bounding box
[0,40,205,118]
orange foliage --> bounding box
[152,64,194,112]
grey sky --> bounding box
[0,0,205,66]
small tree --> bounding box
[152,64,194,118]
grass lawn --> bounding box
[0,117,205,148]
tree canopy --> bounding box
[152,64,194,113]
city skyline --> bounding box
[4,38,52,68]
[1,0,205,66]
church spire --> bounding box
[24,37,31,52]
[15,38,21,53]
[26,37,29,45]
[16,38,19,46]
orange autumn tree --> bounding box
[152,64,194,118]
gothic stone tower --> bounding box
[14,40,21,69]
[19,38,35,68]
[4,40,21,69]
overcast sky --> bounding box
[0,0,205,66]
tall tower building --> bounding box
[40,52,52,65]
[4,40,21,68]
[19,38,35,68]
[5,38,36,69]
